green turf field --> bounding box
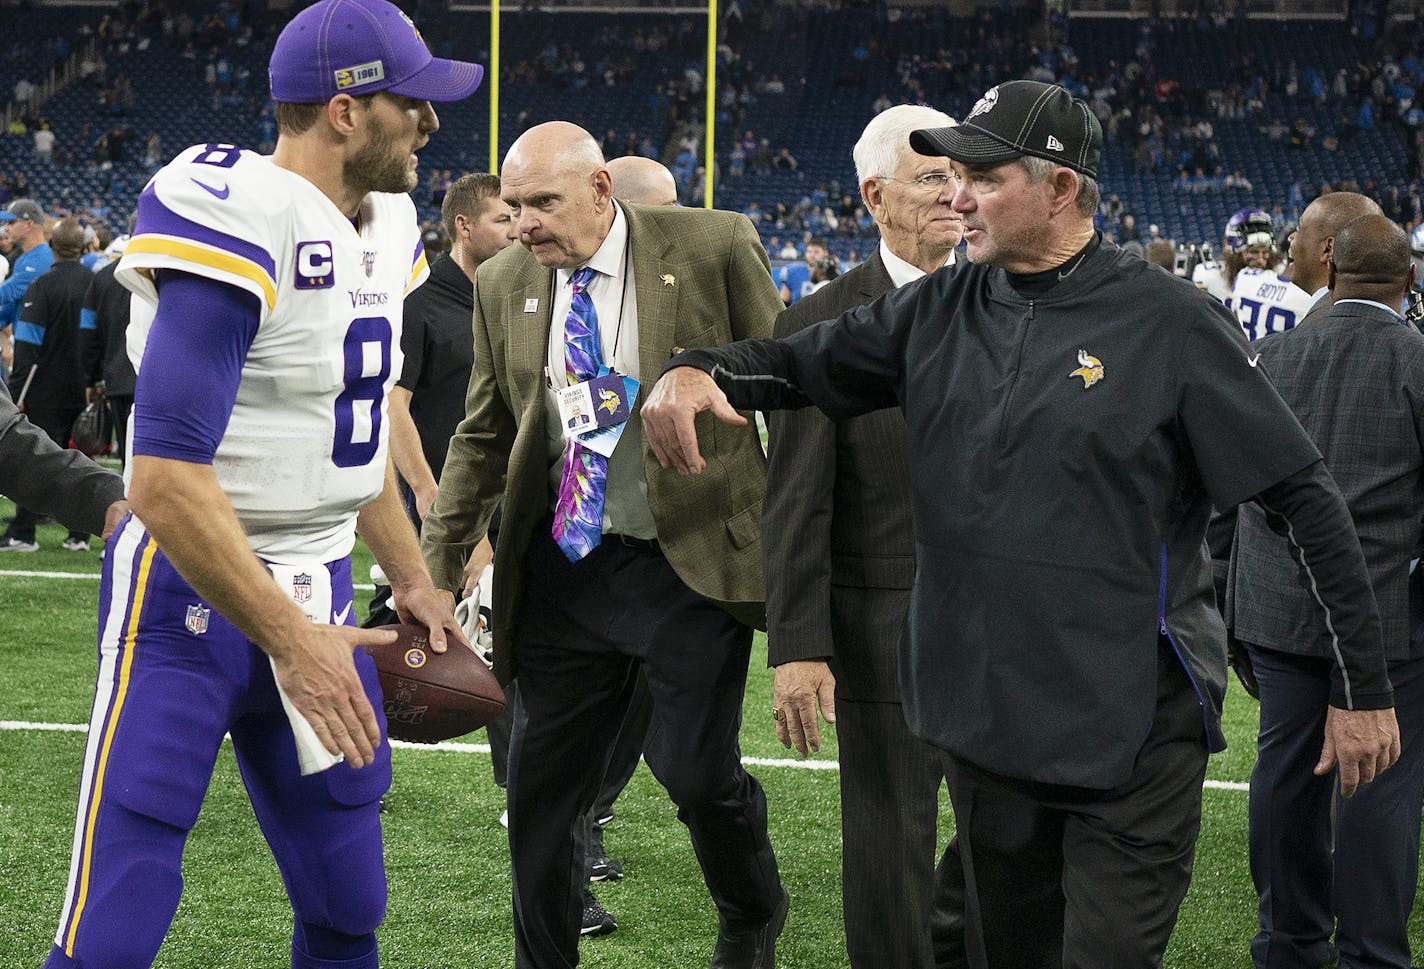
[1,500,1420,967]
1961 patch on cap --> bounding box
[335,60,386,90]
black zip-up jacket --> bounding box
[670,241,1391,789]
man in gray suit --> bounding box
[763,104,961,969]
[1226,215,1424,969]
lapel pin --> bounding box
[660,273,676,287]
[524,297,540,313]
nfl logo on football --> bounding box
[185,604,211,635]
[292,573,312,604]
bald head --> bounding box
[1289,191,1382,295]
[1329,214,1413,305]
[500,121,617,269]
[504,121,605,179]
[606,156,679,206]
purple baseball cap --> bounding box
[269,0,483,104]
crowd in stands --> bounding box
[0,0,1419,267]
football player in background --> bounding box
[1192,207,1276,304]
[1229,214,1312,340]
[40,3,477,968]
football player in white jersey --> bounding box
[1193,207,1276,305]
[41,3,479,969]
[1231,256,1314,340]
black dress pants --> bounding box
[107,394,133,467]
[1246,643,1424,969]
[507,526,781,969]
[934,638,1208,969]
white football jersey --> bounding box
[117,143,429,561]
[1230,266,1312,341]
[1191,260,1232,305]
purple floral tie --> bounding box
[552,267,607,561]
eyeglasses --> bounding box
[878,172,956,192]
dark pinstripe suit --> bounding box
[763,250,953,969]
[1227,299,1424,969]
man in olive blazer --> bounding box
[421,122,786,969]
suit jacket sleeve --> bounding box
[419,271,516,593]
[763,301,838,667]
[726,215,781,342]
[0,377,124,535]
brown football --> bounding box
[364,624,505,743]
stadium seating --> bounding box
[0,3,1414,255]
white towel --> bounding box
[454,563,496,669]
[266,561,344,776]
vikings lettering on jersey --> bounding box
[115,143,429,561]
[1230,267,1312,341]
[1191,260,1232,305]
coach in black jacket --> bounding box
[764,104,960,969]
[1227,216,1424,969]
[642,81,1399,969]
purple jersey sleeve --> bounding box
[131,270,261,464]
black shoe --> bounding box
[581,889,617,937]
[709,888,788,969]
[587,853,624,881]
[595,808,615,826]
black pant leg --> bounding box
[590,666,652,825]
[941,639,1208,969]
[108,394,133,467]
[837,697,946,969]
[940,753,1067,969]
[627,554,782,933]
[1058,640,1209,969]
[487,680,518,789]
[1334,652,1424,969]
[1244,643,1335,969]
[507,534,642,969]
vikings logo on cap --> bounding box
[967,87,999,121]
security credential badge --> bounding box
[556,368,638,458]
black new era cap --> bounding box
[911,80,1102,179]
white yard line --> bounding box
[0,719,1250,788]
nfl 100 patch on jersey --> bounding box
[116,143,430,561]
